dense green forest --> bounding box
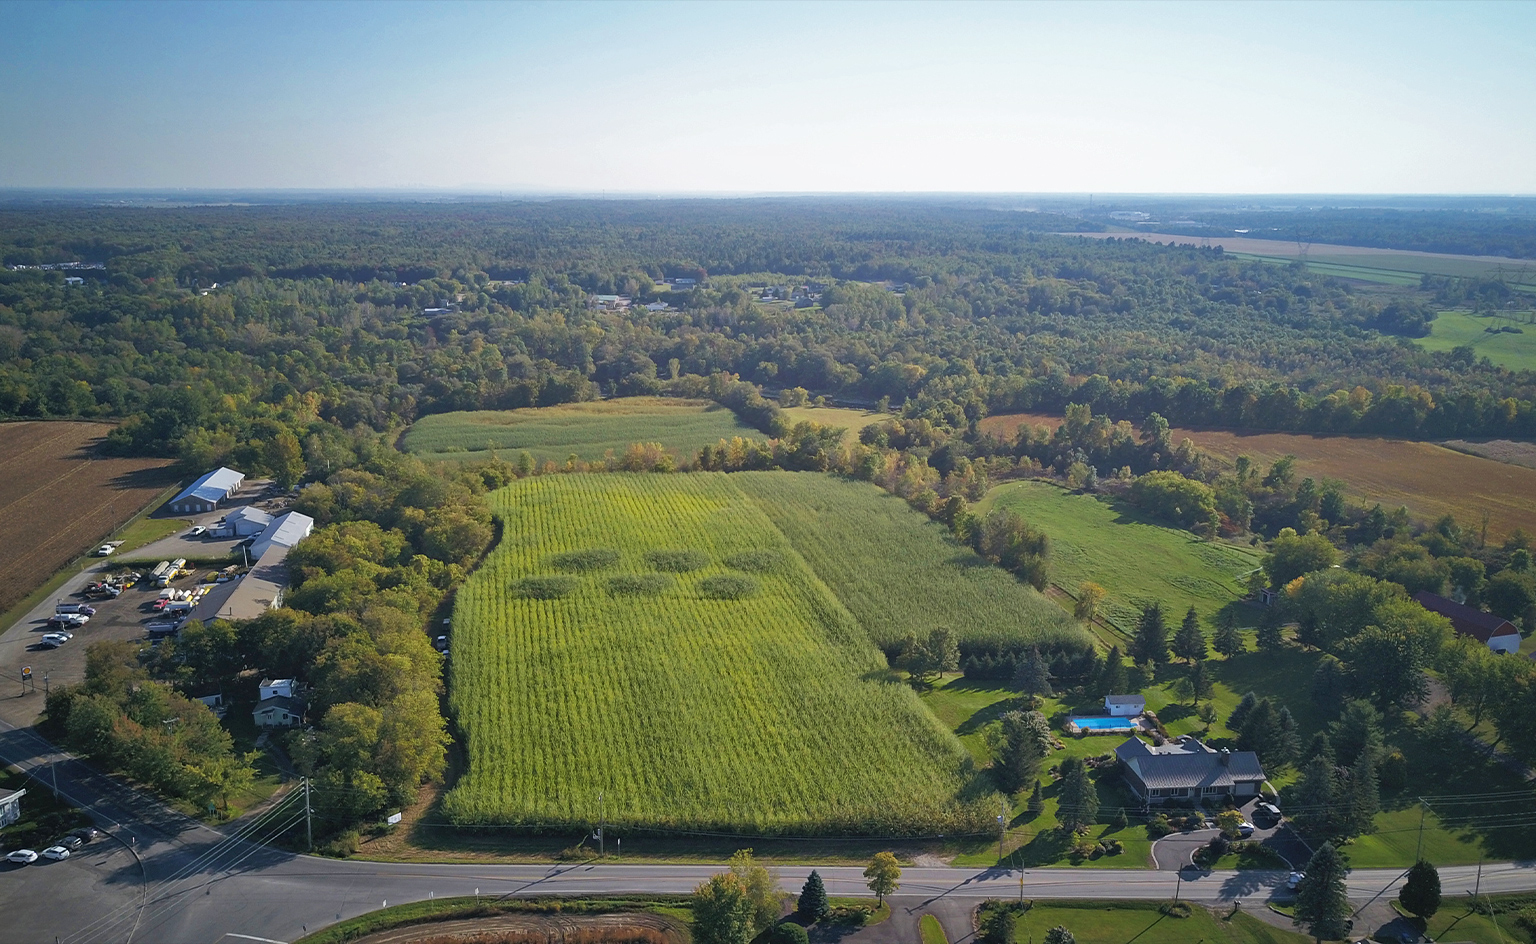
[2,199,1534,483]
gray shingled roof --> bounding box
[1116,737,1265,790]
[1105,694,1145,705]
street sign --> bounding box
[21,667,31,679]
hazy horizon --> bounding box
[4,0,1533,194]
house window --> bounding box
[1148,788,1164,797]
[1204,785,1226,795]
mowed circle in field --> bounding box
[401,397,764,464]
[981,413,1536,542]
[443,472,998,835]
[0,422,174,617]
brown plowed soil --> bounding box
[980,412,1536,541]
[348,912,687,944]
[0,421,175,614]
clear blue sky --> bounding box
[2,0,1533,193]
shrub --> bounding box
[1160,901,1193,918]
[549,548,620,572]
[1147,813,1173,839]
[1101,839,1123,855]
[699,575,759,599]
[514,575,579,599]
[646,549,709,572]
[762,923,811,944]
[725,549,786,573]
[827,904,872,926]
[607,574,674,595]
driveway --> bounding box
[1149,799,1311,871]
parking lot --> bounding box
[0,479,279,730]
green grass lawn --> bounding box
[401,397,763,464]
[978,480,1262,637]
[735,472,1089,656]
[919,913,949,944]
[1408,896,1536,944]
[1009,900,1310,943]
[1416,309,1536,371]
[0,768,92,851]
[114,515,190,553]
[776,404,886,441]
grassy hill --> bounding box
[401,398,763,464]
[443,473,995,834]
[734,472,1090,657]
[979,480,1262,635]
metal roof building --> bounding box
[223,506,274,536]
[169,467,245,514]
[1115,735,1266,804]
[250,511,314,560]
[190,544,291,624]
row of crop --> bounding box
[443,473,995,833]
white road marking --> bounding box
[222,934,289,944]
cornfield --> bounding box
[733,472,1090,656]
[444,473,996,835]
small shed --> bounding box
[1105,694,1146,717]
[0,788,25,828]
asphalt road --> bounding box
[4,723,1536,944]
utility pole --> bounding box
[1475,853,1483,899]
[598,792,605,858]
[1415,798,1426,861]
[998,796,1007,864]
[304,776,313,852]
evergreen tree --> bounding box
[1343,750,1380,837]
[1057,756,1100,832]
[978,906,1016,944]
[1293,755,1337,836]
[797,870,830,922]
[1173,606,1208,662]
[1294,843,1351,943]
[1188,659,1214,705]
[989,710,1052,793]
[1257,617,1285,652]
[1275,705,1301,767]
[1238,698,1280,761]
[1213,610,1243,658]
[1228,691,1259,731]
[1027,781,1045,814]
[1098,645,1128,695]
[1013,645,1053,696]
[1306,731,1335,767]
[1400,860,1442,919]
[1330,699,1385,767]
[1131,602,1169,665]
[1043,927,1077,944]
[1310,655,1350,718]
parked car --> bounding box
[41,845,70,861]
[1255,802,1282,822]
[71,827,100,842]
[1287,871,1305,889]
[94,544,115,556]
[188,526,206,537]
[56,836,84,851]
[40,633,71,648]
[1237,821,1255,837]
[5,849,38,864]
[47,615,87,629]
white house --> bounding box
[253,695,305,729]
[169,467,246,515]
[0,788,24,828]
[1105,694,1145,717]
[249,511,314,560]
[258,678,296,701]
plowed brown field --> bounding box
[981,412,1536,542]
[0,422,175,615]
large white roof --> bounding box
[251,511,314,556]
[171,467,244,506]
[225,506,273,527]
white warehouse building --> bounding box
[169,467,246,514]
[249,511,314,560]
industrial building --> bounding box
[168,467,246,514]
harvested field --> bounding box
[1441,438,1536,471]
[981,412,1536,541]
[0,422,175,616]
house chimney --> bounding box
[1219,748,1231,766]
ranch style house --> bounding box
[1116,735,1266,805]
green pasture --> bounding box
[735,472,1089,656]
[401,397,762,464]
[1007,900,1310,944]
[1416,309,1536,371]
[978,480,1262,637]
[443,473,996,835]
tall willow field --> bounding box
[443,473,996,834]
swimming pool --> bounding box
[1072,716,1137,730]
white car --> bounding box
[94,544,115,556]
[40,633,71,648]
[1238,821,1255,837]
[188,526,206,537]
[1287,870,1305,889]
[41,845,70,861]
[5,849,38,864]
